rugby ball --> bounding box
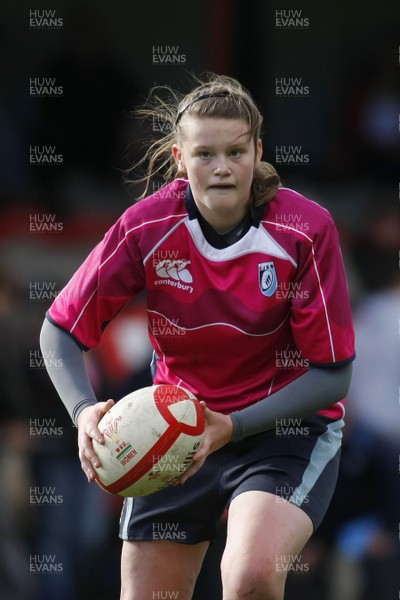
[93,384,205,497]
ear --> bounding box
[255,138,263,166]
[172,144,186,175]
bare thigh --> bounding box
[221,490,314,600]
[120,539,209,600]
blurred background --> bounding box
[0,0,399,598]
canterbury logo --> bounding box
[155,260,193,283]
[154,260,194,294]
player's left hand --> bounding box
[178,401,233,484]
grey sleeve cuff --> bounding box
[39,318,98,427]
[230,362,353,442]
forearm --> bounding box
[40,318,98,426]
[230,363,352,442]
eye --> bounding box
[230,149,244,157]
[198,151,211,158]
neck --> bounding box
[195,203,248,234]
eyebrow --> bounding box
[192,142,249,150]
[191,135,252,151]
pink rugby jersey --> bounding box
[48,179,355,419]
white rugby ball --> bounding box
[93,384,205,497]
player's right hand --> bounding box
[77,399,115,483]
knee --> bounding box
[221,556,285,600]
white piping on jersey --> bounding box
[143,216,188,265]
[185,219,297,266]
[259,225,297,267]
[70,288,97,334]
[262,219,336,363]
[102,214,187,270]
[70,213,187,335]
[148,309,290,337]
[262,220,313,243]
[279,187,331,215]
[310,244,336,361]
[150,334,166,367]
[266,378,274,397]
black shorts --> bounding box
[119,415,343,544]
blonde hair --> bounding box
[128,73,280,205]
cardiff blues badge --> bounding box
[259,261,278,297]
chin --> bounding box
[207,197,237,211]
[207,189,237,201]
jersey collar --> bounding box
[185,185,264,249]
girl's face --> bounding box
[173,116,262,232]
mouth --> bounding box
[208,184,235,189]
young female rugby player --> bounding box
[41,74,355,599]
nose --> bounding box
[213,159,231,176]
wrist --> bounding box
[229,411,244,442]
[224,413,233,443]
[222,415,233,445]
[74,399,97,428]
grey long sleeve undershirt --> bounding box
[40,318,352,437]
[40,318,98,426]
[230,362,352,441]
